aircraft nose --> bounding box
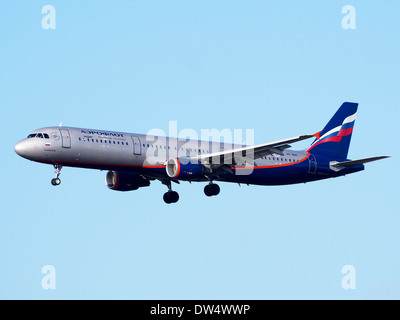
[14,140,28,158]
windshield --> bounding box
[27,133,50,139]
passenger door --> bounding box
[60,129,71,148]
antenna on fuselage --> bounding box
[59,122,63,127]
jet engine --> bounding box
[106,171,150,191]
[166,157,205,180]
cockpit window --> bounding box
[27,133,50,139]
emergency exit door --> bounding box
[131,136,141,155]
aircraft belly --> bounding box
[226,164,310,186]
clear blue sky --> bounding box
[1,1,399,299]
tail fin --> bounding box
[308,102,358,159]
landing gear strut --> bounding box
[51,164,62,186]
[204,182,220,197]
[162,180,179,204]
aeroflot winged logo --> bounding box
[81,130,124,137]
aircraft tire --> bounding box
[51,178,61,186]
[204,184,220,197]
[163,191,179,204]
[211,184,220,196]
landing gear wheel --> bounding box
[163,192,171,204]
[162,180,180,204]
[52,164,63,187]
[211,183,220,196]
[170,191,179,203]
[204,183,220,197]
[204,184,213,197]
[163,191,179,204]
[51,178,61,186]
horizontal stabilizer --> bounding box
[330,156,389,170]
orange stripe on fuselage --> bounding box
[143,165,166,169]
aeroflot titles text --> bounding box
[81,130,124,137]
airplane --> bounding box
[14,102,388,204]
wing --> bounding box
[193,134,315,165]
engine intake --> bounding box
[106,171,150,191]
[166,158,205,180]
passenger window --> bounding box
[113,141,115,144]
[79,137,81,141]
[126,142,128,145]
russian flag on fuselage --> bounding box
[308,102,358,159]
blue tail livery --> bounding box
[308,102,357,159]
[14,102,389,204]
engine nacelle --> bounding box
[166,157,205,180]
[105,171,150,191]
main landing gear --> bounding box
[162,180,179,204]
[204,182,220,197]
[51,164,62,186]
[161,180,221,204]
[163,191,179,204]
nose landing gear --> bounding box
[51,164,62,186]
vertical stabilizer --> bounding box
[308,102,358,159]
